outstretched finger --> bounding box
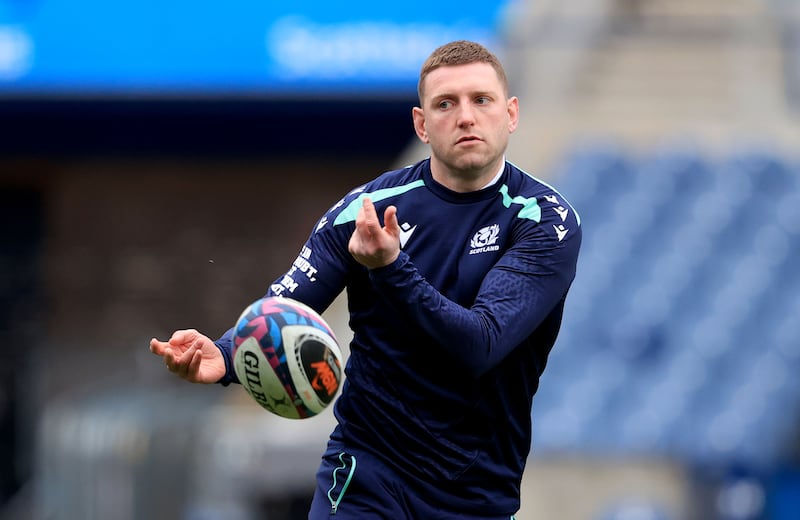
[383,205,400,238]
[150,337,170,356]
[358,197,381,232]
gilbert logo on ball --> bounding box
[232,297,343,419]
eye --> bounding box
[475,96,491,105]
[438,100,453,110]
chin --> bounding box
[453,155,498,175]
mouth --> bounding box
[456,136,482,144]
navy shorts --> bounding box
[307,447,518,520]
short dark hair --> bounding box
[417,40,509,102]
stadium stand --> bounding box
[534,142,800,470]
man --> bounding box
[151,40,581,519]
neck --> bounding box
[429,157,506,193]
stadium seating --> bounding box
[533,141,800,469]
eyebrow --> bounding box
[429,90,496,104]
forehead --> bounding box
[421,62,505,101]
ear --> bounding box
[507,96,519,134]
[412,107,429,144]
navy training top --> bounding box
[214,158,582,514]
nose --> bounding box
[456,103,476,127]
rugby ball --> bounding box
[232,296,343,419]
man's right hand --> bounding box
[150,329,226,384]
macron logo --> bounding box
[553,224,569,242]
[546,194,570,222]
[399,222,417,248]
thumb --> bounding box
[384,205,400,238]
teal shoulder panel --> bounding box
[498,184,541,222]
[333,180,426,226]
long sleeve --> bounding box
[368,217,581,378]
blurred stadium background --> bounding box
[1,0,799,518]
